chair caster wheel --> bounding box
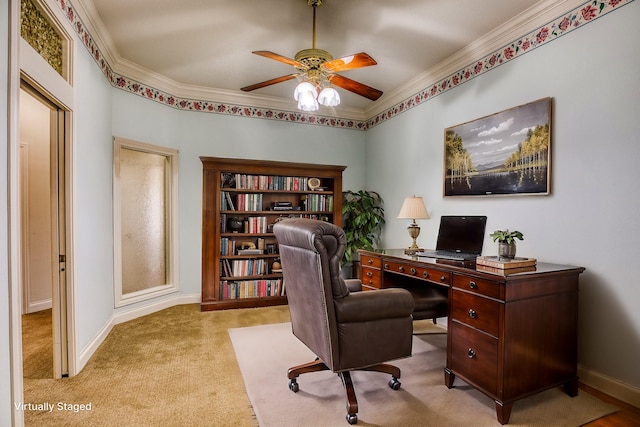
[346,413,358,424]
[288,379,299,393]
[389,377,401,390]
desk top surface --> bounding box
[359,249,585,279]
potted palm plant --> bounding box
[489,229,524,259]
[341,190,385,278]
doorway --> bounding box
[19,82,69,379]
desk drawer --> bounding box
[383,261,450,285]
[453,274,502,300]
[449,321,498,395]
[451,290,500,337]
[360,254,382,269]
[361,266,381,289]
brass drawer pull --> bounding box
[469,281,477,289]
[468,309,477,319]
[423,271,429,279]
[410,267,417,275]
[367,258,374,265]
[440,276,447,282]
[399,266,405,272]
[467,348,476,359]
[384,263,389,269]
[366,271,373,277]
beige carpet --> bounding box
[230,322,618,427]
[23,304,291,427]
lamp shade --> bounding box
[318,87,340,107]
[293,82,317,101]
[397,196,430,220]
[294,82,319,111]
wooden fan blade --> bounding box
[328,74,383,101]
[252,51,303,68]
[241,74,297,92]
[322,52,377,72]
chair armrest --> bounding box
[344,279,362,293]
[334,288,414,323]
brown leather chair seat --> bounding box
[404,285,448,322]
[273,218,415,425]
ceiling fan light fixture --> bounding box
[293,81,317,101]
[295,82,319,111]
[318,87,340,107]
[242,0,383,106]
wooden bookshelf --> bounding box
[200,157,345,311]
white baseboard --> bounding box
[75,293,201,374]
[76,316,114,374]
[26,298,52,314]
[579,364,640,408]
[112,293,200,325]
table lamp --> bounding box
[397,196,430,255]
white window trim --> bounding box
[113,137,179,307]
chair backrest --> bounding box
[273,218,349,369]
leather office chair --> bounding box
[273,218,415,425]
[405,285,448,325]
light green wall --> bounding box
[4,2,639,422]
[111,90,367,301]
[366,1,640,389]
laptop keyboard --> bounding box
[419,250,474,261]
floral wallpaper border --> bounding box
[54,0,632,131]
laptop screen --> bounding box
[435,215,487,254]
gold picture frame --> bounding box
[444,97,551,197]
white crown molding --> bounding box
[113,56,367,121]
[70,0,365,121]
[70,0,119,65]
[67,0,624,126]
[365,0,585,118]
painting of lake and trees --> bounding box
[444,97,551,197]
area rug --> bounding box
[229,322,618,427]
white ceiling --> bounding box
[76,0,549,114]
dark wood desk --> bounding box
[358,249,585,425]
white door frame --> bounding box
[18,73,76,380]
[9,0,77,423]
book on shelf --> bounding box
[476,256,537,269]
[230,173,309,191]
[224,191,235,211]
[231,259,267,276]
[220,213,227,233]
[219,279,282,300]
[236,193,263,212]
[237,249,264,255]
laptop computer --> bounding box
[419,215,487,261]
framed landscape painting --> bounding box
[444,97,551,197]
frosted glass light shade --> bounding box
[294,82,319,111]
[294,81,317,101]
[318,87,340,106]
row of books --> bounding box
[220,258,269,277]
[223,173,310,191]
[304,194,334,212]
[221,192,264,212]
[220,214,269,234]
[219,279,283,300]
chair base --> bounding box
[287,359,401,425]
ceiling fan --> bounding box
[240,0,383,110]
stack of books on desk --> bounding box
[476,256,537,275]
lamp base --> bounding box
[404,247,425,256]
[405,223,424,255]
